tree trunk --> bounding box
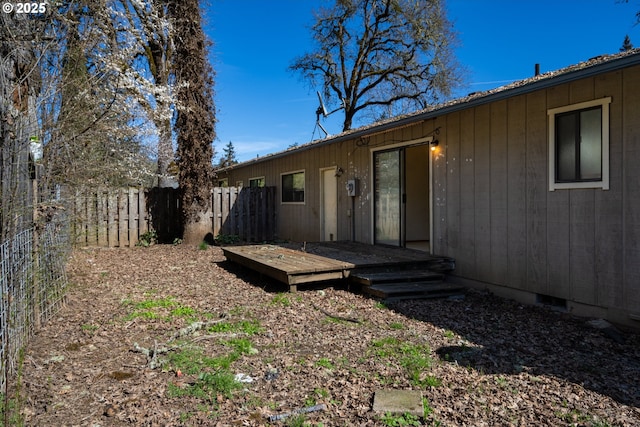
[168,0,215,245]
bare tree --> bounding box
[290,0,462,131]
[167,0,216,244]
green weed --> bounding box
[271,293,291,307]
[81,323,99,333]
[136,230,158,247]
[314,388,329,399]
[389,322,405,330]
[314,357,335,370]
[215,233,241,245]
[0,395,24,427]
[222,338,258,355]
[198,241,209,250]
[379,411,421,426]
[284,414,307,427]
[1,349,25,427]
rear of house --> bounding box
[219,49,640,328]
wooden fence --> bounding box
[72,186,277,247]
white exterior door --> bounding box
[321,168,338,241]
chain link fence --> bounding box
[0,209,70,394]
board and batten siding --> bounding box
[431,65,640,322]
[223,63,640,325]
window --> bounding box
[548,97,610,191]
[281,170,305,203]
[217,178,228,188]
[249,177,265,188]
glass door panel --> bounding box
[374,149,401,246]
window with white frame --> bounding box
[249,176,265,188]
[281,170,305,203]
[548,97,610,191]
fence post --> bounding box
[32,176,40,329]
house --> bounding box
[218,49,640,328]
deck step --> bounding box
[350,269,444,286]
[363,281,465,300]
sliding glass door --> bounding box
[374,149,402,246]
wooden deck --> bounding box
[222,241,451,292]
[222,244,355,291]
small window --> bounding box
[217,178,228,188]
[236,181,243,188]
[548,97,610,191]
[281,170,305,203]
[249,177,265,188]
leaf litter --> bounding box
[12,245,640,426]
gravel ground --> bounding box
[12,244,640,426]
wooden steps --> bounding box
[352,267,464,301]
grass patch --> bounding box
[389,322,405,330]
[369,337,435,387]
[123,297,199,321]
[207,319,263,335]
[81,323,99,333]
[221,338,259,356]
[314,357,335,370]
[164,338,258,406]
[270,293,291,307]
[167,370,241,403]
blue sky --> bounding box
[206,1,639,162]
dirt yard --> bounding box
[13,245,640,426]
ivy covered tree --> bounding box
[168,0,216,244]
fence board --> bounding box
[108,191,118,247]
[128,188,138,247]
[97,189,107,246]
[118,190,128,247]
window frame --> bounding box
[548,97,610,191]
[249,176,265,188]
[281,170,305,204]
